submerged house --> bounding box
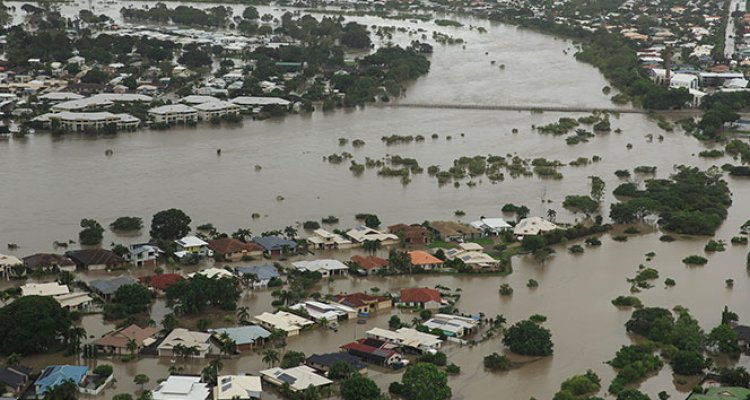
[234,264,279,288]
[22,253,76,273]
[252,236,297,256]
[210,326,271,352]
[65,249,126,271]
[208,238,264,262]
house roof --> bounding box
[469,217,512,231]
[149,104,196,115]
[306,352,365,370]
[0,254,22,267]
[253,311,314,333]
[22,253,75,269]
[158,329,211,352]
[235,265,279,281]
[400,287,441,304]
[35,365,88,396]
[333,293,389,308]
[340,338,398,360]
[230,96,290,106]
[215,375,262,400]
[20,282,70,297]
[65,249,125,266]
[94,324,159,349]
[346,226,398,243]
[152,375,210,400]
[259,366,332,391]
[211,326,271,345]
[90,276,139,296]
[408,251,443,266]
[291,259,348,273]
[733,325,750,342]
[0,365,32,388]
[513,217,558,236]
[428,221,479,237]
[388,224,429,242]
[350,255,389,270]
[252,236,297,252]
[145,273,182,291]
[188,267,234,279]
[175,236,208,248]
[208,238,263,255]
[180,95,220,104]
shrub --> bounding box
[110,216,143,231]
[568,244,584,254]
[704,240,725,252]
[731,236,748,245]
[502,320,553,356]
[302,221,321,230]
[529,314,547,323]
[612,235,628,242]
[682,255,708,265]
[445,363,460,375]
[498,284,513,296]
[483,353,511,370]
[659,235,675,242]
[585,236,602,246]
[321,216,339,224]
[665,278,676,286]
[624,227,640,234]
[612,296,642,307]
[526,279,539,288]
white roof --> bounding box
[153,375,210,400]
[175,235,208,248]
[52,98,114,111]
[0,254,22,267]
[424,314,479,334]
[188,267,234,279]
[346,225,398,243]
[92,93,153,102]
[158,328,212,353]
[21,282,70,297]
[253,311,314,333]
[513,217,558,236]
[215,375,262,399]
[39,92,85,101]
[289,301,350,321]
[366,327,442,349]
[259,366,331,391]
[230,96,290,106]
[307,229,352,246]
[149,104,196,115]
[291,259,348,273]
[458,242,484,252]
[192,100,239,112]
[32,111,136,123]
[54,292,93,308]
[470,217,512,231]
[180,95,220,104]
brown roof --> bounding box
[208,237,264,255]
[389,224,429,242]
[65,249,125,266]
[427,221,479,237]
[334,292,389,308]
[94,324,159,349]
[22,253,75,269]
[350,255,389,270]
[400,287,441,304]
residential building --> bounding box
[332,293,392,315]
[234,264,279,288]
[408,250,444,271]
[214,375,262,400]
[65,249,126,271]
[180,95,220,105]
[350,255,389,275]
[20,282,69,297]
[143,273,182,292]
[208,238,264,262]
[399,287,442,310]
[253,311,314,337]
[306,229,354,250]
[32,112,140,132]
[22,253,76,273]
[0,364,32,394]
[148,104,198,124]
[53,292,94,310]
[152,375,210,400]
[252,236,297,256]
[340,338,403,366]
[446,248,501,271]
[291,259,349,277]
[174,236,212,257]
[259,366,332,392]
[306,353,367,376]
[34,365,88,397]
[513,217,559,237]
[469,217,512,235]
[732,325,750,350]
[424,314,480,338]
[229,96,290,111]
[426,221,480,242]
[38,92,84,102]
[388,223,430,244]
[192,100,241,120]
[0,254,23,279]
[94,324,159,355]
[158,329,213,358]
[125,243,160,267]
[188,267,235,280]
[365,327,442,353]
[210,326,271,351]
[88,276,139,300]
[290,301,355,322]
[346,225,399,245]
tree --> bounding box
[483,353,511,370]
[262,349,279,367]
[178,49,212,69]
[362,240,381,254]
[283,226,298,240]
[716,366,750,387]
[364,214,381,228]
[328,361,355,380]
[562,195,599,217]
[110,216,143,231]
[616,390,651,400]
[43,379,78,400]
[708,323,740,354]
[590,176,606,202]
[502,320,554,356]
[242,6,259,19]
[236,306,250,325]
[625,307,674,342]
[150,208,191,241]
[280,350,305,368]
[113,284,153,314]
[80,68,109,84]
[397,363,451,400]
[670,350,708,375]
[126,339,138,355]
[161,313,178,332]
[134,374,150,390]
[79,218,104,245]
[521,235,546,252]
[165,275,241,314]
[341,374,382,400]
[0,296,71,355]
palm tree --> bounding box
[168,365,184,375]
[318,317,330,329]
[362,240,381,255]
[236,306,250,325]
[5,353,20,367]
[66,326,87,355]
[43,379,78,400]
[546,208,557,222]
[231,228,252,242]
[172,344,186,358]
[126,339,138,356]
[283,226,298,240]
[262,349,279,367]
[220,338,237,356]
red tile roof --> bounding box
[350,255,389,270]
[333,292,389,308]
[400,287,441,304]
[145,273,182,291]
[208,237,263,255]
[408,251,443,266]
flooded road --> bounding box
[2,4,750,400]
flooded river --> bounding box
[2,4,750,400]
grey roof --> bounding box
[306,353,365,370]
[212,325,271,345]
[90,276,139,296]
[235,264,279,281]
[733,325,750,341]
[252,236,297,252]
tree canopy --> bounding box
[166,275,241,314]
[0,296,71,355]
[150,208,192,241]
[502,320,554,356]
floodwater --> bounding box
[2,4,750,400]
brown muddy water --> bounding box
[1,5,750,400]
